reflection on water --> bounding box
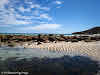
[0,47,65,60]
[0,47,100,75]
[0,55,100,75]
[0,46,91,60]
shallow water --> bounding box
[0,46,91,61]
[0,46,100,75]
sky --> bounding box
[0,0,100,33]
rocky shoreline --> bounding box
[0,34,100,47]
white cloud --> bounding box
[30,4,50,11]
[23,24,61,30]
[55,1,63,4]
[0,0,52,26]
[40,14,52,20]
[0,0,35,25]
[40,7,50,11]
[54,1,64,9]
[9,8,15,12]
[56,6,62,8]
[0,0,8,7]
[15,20,32,25]
[18,7,31,12]
[0,12,32,25]
[0,0,64,32]
[33,10,39,16]
[30,4,40,8]
[19,7,25,12]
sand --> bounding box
[22,41,100,61]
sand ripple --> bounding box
[23,41,100,61]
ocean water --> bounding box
[0,33,74,36]
[0,33,39,36]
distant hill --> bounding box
[72,27,100,34]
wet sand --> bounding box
[0,41,100,75]
[22,41,100,61]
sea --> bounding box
[0,33,75,36]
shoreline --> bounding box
[0,41,100,61]
[0,34,100,61]
[22,41,100,61]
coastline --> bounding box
[0,34,100,60]
[22,41,100,61]
[0,34,100,75]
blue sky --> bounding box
[0,0,100,33]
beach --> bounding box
[0,34,100,60]
[0,34,100,75]
[0,0,100,74]
[22,41,100,61]
[0,41,100,75]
